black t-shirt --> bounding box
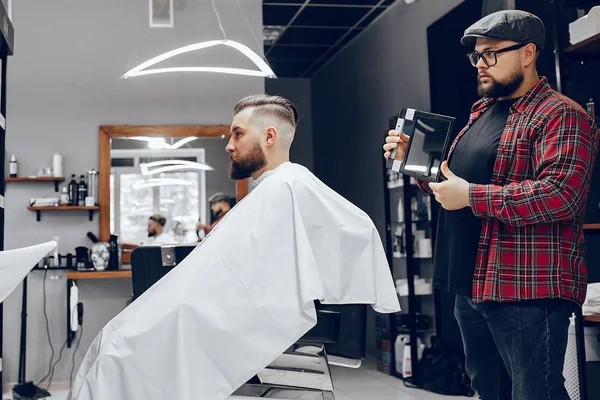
[433,98,518,296]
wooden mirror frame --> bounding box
[98,125,248,242]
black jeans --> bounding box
[454,295,574,400]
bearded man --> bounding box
[384,10,599,400]
[69,94,400,400]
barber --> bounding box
[196,193,233,240]
[383,10,598,399]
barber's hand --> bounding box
[383,130,410,160]
[428,162,470,210]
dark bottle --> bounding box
[78,175,88,206]
[68,174,78,206]
[108,234,119,270]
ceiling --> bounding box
[263,0,399,78]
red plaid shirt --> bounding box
[419,77,599,305]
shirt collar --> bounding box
[470,76,552,116]
[250,161,291,188]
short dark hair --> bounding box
[233,94,299,129]
[149,214,166,226]
[208,192,232,205]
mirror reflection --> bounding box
[109,136,235,245]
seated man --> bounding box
[69,95,400,400]
[143,214,177,246]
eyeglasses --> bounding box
[467,43,528,67]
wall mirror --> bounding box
[99,126,248,254]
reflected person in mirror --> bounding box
[196,193,233,241]
[144,214,177,246]
[384,10,599,400]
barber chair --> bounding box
[131,245,368,400]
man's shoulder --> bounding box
[265,163,311,185]
[530,85,588,120]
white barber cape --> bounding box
[0,241,58,302]
[70,162,400,400]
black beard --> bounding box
[228,142,267,180]
[148,231,156,237]
[477,68,524,98]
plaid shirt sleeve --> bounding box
[468,106,598,226]
[416,179,433,194]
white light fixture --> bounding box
[128,136,198,150]
[122,0,276,79]
[133,178,192,190]
[122,39,276,79]
[416,120,436,132]
[140,160,214,176]
[147,138,167,149]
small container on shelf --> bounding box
[9,154,17,177]
[395,276,433,296]
[393,226,406,258]
[569,6,600,46]
[60,187,70,206]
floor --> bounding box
[3,358,471,400]
[331,358,470,400]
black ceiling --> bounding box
[263,0,398,78]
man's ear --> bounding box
[265,126,277,148]
[523,43,537,67]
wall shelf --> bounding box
[565,32,600,55]
[27,205,99,221]
[67,270,131,280]
[6,176,65,192]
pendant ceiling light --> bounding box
[128,136,198,150]
[140,160,215,176]
[133,178,193,190]
[122,0,276,79]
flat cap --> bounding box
[461,10,545,51]
[208,192,232,204]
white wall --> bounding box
[3,0,264,388]
[266,78,313,171]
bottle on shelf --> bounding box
[52,236,60,268]
[60,187,70,206]
[88,169,98,205]
[78,175,88,206]
[108,234,120,270]
[9,155,17,178]
[68,174,78,206]
[52,153,63,177]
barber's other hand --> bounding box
[383,130,410,160]
[428,162,470,210]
